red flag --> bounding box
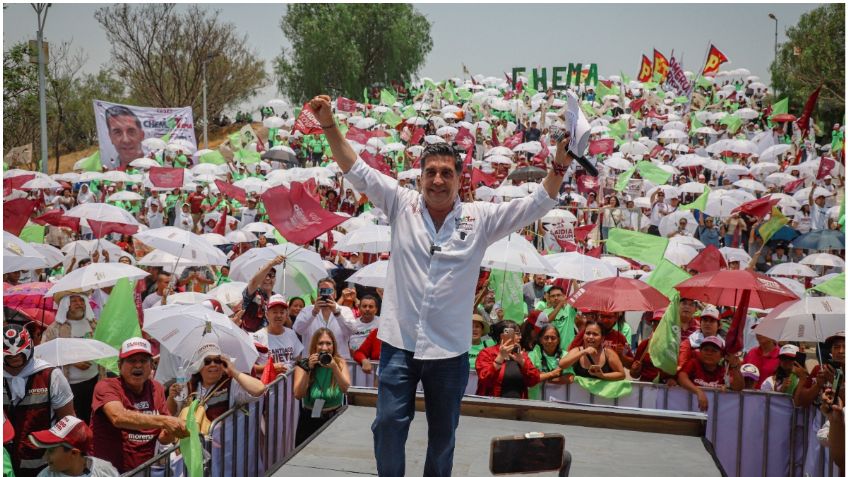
[647,145,664,158]
[629,98,647,115]
[652,49,670,82]
[490,128,500,147]
[575,171,600,195]
[3,198,37,235]
[471,168,498,187]
[214,179,248,203]
[454,127,475,154]
[213,207,228,235]
[261,183,348,245]
[702,44,729,77]
[783,178,805,194]
[599,79,614,89]
[293,103,325,136]
[336,97,358,114]
[724,289,751,355]
[3,174,35,196]
[260,355,280,385]
[636,54,653,82]
[555,237,579,252]
[573,224,597,242]
[687,244,727,273]
[583,246,602,258]
[502,131,524,150]
[87,219,139,239]
[732,196,780,218]
[531,139,550,167]
[149,167,184,189]
[360,150,392,176]
[410,127,425,145]
[817,158,836,180]
[345,126,369,145]
[588,139,614,156]
[301,178,321,202]
[32,209,80,232]
[504,72,513,87]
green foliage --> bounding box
[769,4,845,127]
[275,4,432,103]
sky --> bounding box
[2,3,823,116]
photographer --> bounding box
[293,328,351,446]
[293,278,358,360]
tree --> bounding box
[3,43,40,165]
[275,4,432,104]
[769,4,844,127]
[95,4,267,128]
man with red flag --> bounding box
[309,92,574,477]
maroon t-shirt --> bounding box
[90,377,168,473]
[681,359,726,388]
[187,193,205,214]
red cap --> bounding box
[28,416,91,451]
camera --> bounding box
[318,352,333,367]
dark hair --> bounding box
[104,105,142,131]
[583,320,603,335]
[420,143,463,173]
[360,294,378,305]
[288,296,305,307]
[547,285,565,295]
[158,270,171,278]
[492,320,521,342]
[519,320,538,352]
[317,277,336,289]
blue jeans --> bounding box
[372,342,469,477]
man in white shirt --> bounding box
[348,295,380,354]
[292,278,357,360]
[144,201,165,229]
[648,190,669,236]
[239,197,261,228]
[809,187,830,231]
[310,94,571,477]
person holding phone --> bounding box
[293,278,358,360]
[475,321,540,399]
[760,344,807,406]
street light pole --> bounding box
[768,13,778,97]
[201,52,218,150]
[33,3,50,174]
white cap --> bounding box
[119,338,153,359]
[700,305,720,319]
[779,344,799,358]
[268,294,288,309]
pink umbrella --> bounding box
[3,282,98,327]
[567,277,669,313]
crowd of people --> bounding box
[3,66,845,476]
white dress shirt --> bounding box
[293,305,357,360]
[344,158,557,359]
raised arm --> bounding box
[310,95,358,173]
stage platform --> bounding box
[270,388,724,476]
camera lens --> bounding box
[319,352,333,366]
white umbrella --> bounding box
[705,196,742,218]
[47,263,149,297]
[207,281,248,306]
[719,247,752,266]
[673,155,707,168]
[485,146,514,157]
[66,203,140,226]
[60,239,123,269]
[34,338,118,367]
[665,143,691,153]
[733,108,760,120]
[137,249,205,268]
[232,177,268,195]
[164,292,233,315]
[134,227,228,267]
[600,255,632,271]
[733,179,767,193]
[29,243,64,268]
[52,172,81,183]
[102,170,138,183]
[601,156,632,171]
[229,243,325,298]
[334,224,392,254]
[242,222,276,234]
[766,262,818,278]
[191,163,220,176]
[748,163,780,178]
[346,260,390,288]
[775,277,806,298]
[3,232,48,273]
[199,233,231,246]
[792,187,833,202]
[484,154,513,165]
[481,233,556,275]
[545,252,617,282]
[436,126,458,137]
[423,135,446,144]
[142,138,167,151]
[800,253,845,268]
[129,158,161,169]
[263,116,285,129]
[760,144,792,163]
[143,304,258,373]
[765,172,797,187]
[513,141,542,154]
[107,191,144,202]
[659,210,697,237]
[669,235,705,250]
[755,296,845,342]
[225,230,258,244]
[21,177,63,190]
[658,129,687,141]
[619,141,650,155]
[541,209,578,224]
[663,241,699,267]
[679,182,707,194]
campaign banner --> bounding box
[93,100,196,170]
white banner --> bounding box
[93,100,196,170]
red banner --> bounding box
[410,127,426,145]
[345,126,369,145]
[629,98,646,115]
[3,174,35,196]
[32,209,81,231]
[687,244,727,273]
[637,54,653,82]
[214,180,247,203]
[293,103,325,136]
[783,178,805,194]
[588,139,614,156]
[360,150,392,176]
[336,97,358,114]
[575,171,600,195]
[502,131,524,150]
[149,167,184,189]
[471,168,498,187]
[3,198,37,235]
[797,86,822,136]
[261,183,348,245]
[732,196,780,219]
[87,219,139,239]
[817,157,836,180]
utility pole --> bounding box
[33,3,51,173]
[202,52,219,150]
[768,13,778,96]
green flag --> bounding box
[636,160,672,185]
[229,132,243,151]
[758,207,789,243]
[489,268,526,323]
[770,97,789,118]
[647,292,681,375]
[457,88,473,101]
[689,113,704,136]
[234,149,261,164]
[77,150,102,172]
[179,399,204,477]
[646,259,691,299]
[19,225,45,243]
[614,166,636,192]
[832,129,844,153]
[382,110,402,128]
[839,196,845,233]
[402,105,416,119]
[608,120,628,139]
[696,76,713,90]
[620,71,631,85]
[444,81,457,102]
[596,81,616,102]
[720,115,743,134]
[810,273,845,298]
[680,186,710,212]
[199,150,226,165]
[574,376,632,398]
[581,101,596,118]
[93,278,141,374]
[606,228,669,266]
[423,78,437,90]
[380,89,396,106]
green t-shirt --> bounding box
[469,337,496,369]
[542,305,578,353]
[174,154,189,168]
[303,366,344,410]
[528,345,564,400]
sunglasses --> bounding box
[203,356,224,366]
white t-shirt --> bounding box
[67,318,99,384]
[811,203,829,230]
[348,316,380,352]
[240,207,259,227]
[147,211,165,229]
[253,328,304,368]
[3,359,73,410]
[142,292,165,310]
[649,202,668,226]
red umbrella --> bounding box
[4,282,57,326]
[771,113,796,123]
[674,270,798,353]
[567,277,669,313]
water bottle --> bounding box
[175,365,188,403]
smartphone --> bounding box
[503,328,516,340]
[490,433,565,475]
[318,287,334,300]
[794,352,807,369]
